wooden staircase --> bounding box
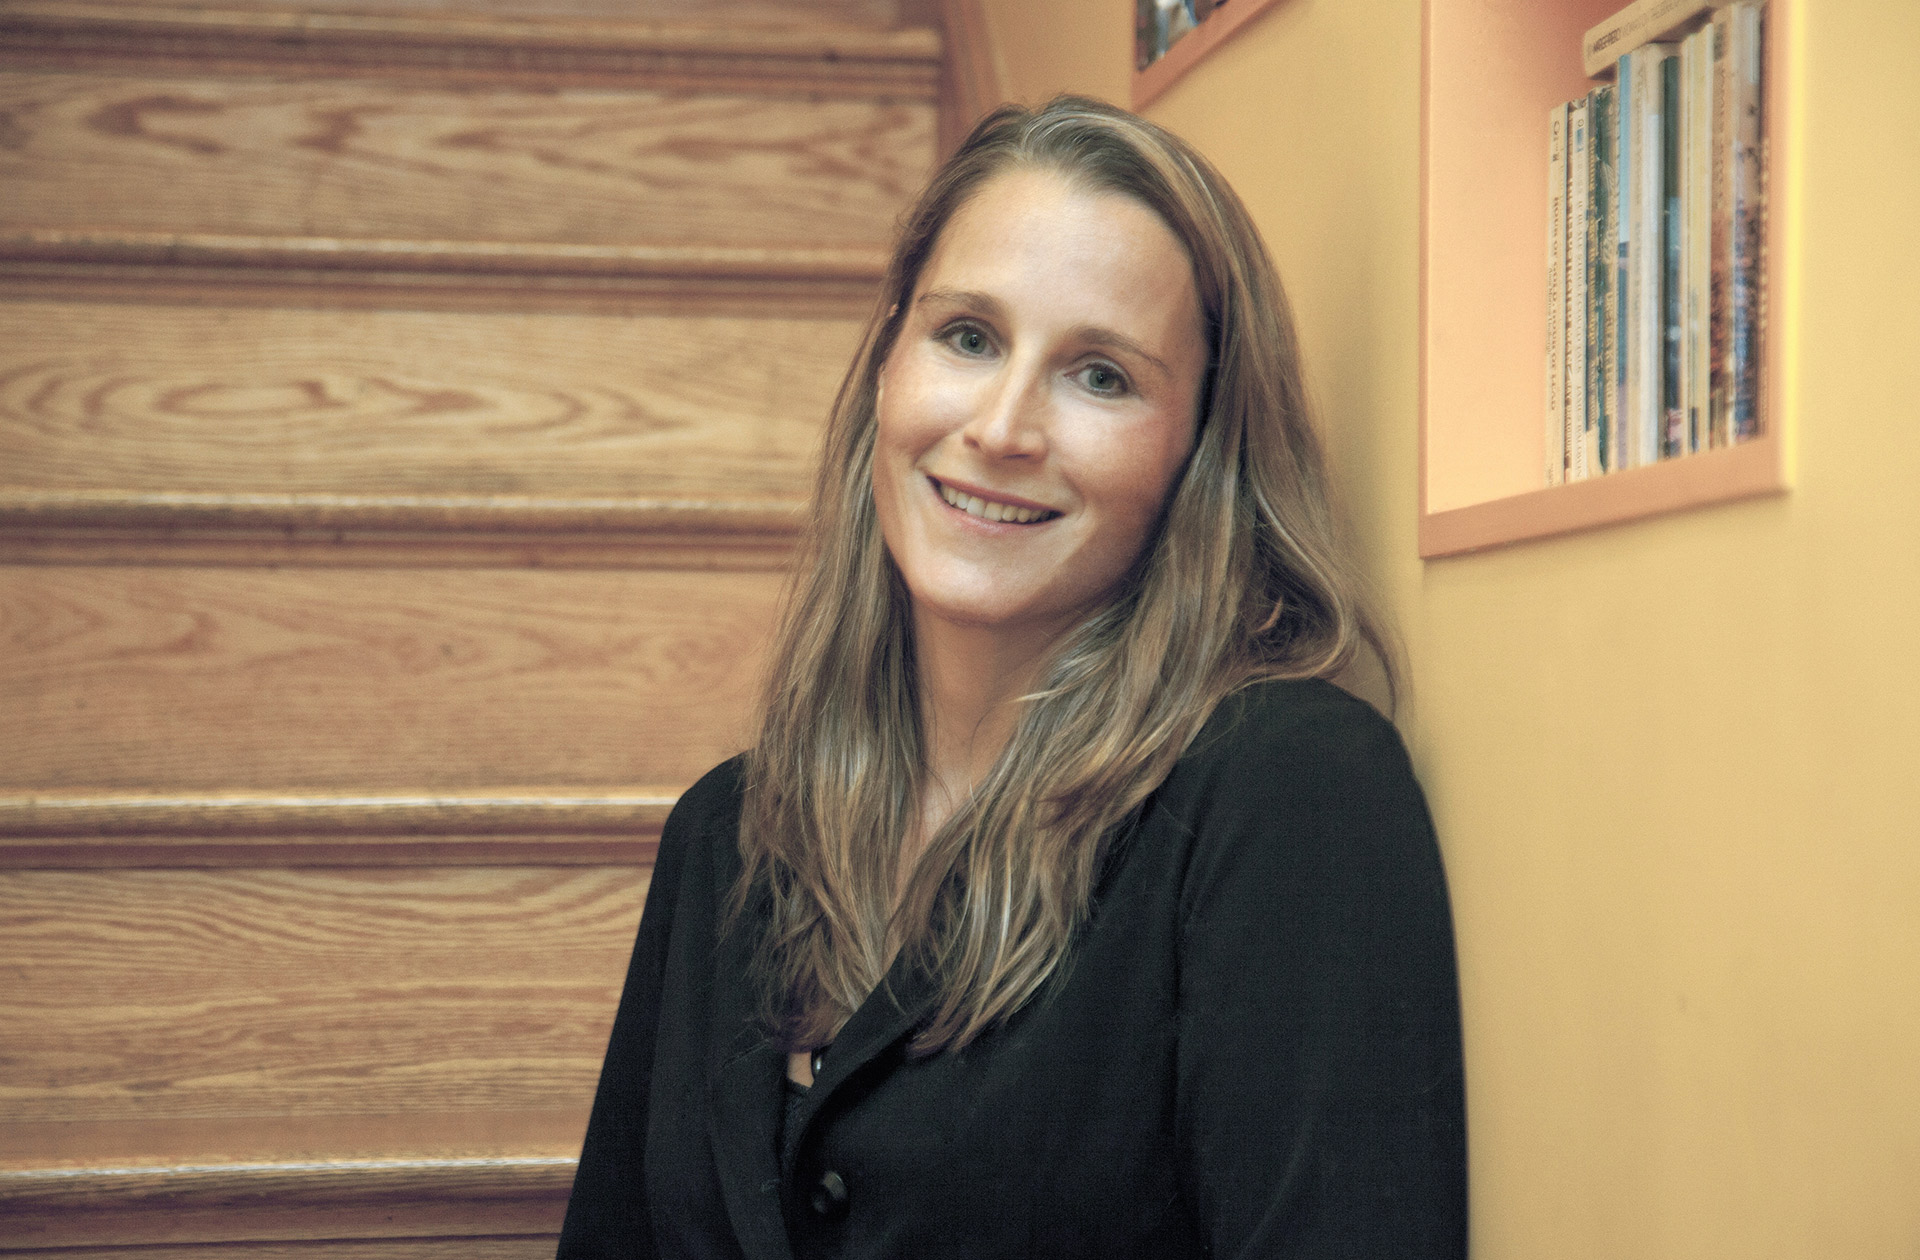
[0,0,987,1251]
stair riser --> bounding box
[0,565,782,790]
[0,73,934,250]
[0,299,858,503]
[0,864,646,1125]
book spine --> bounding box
[1729,1,1764,441]
[1590,83,1617,475]
[1754,26,1770,443]
[1567,98,1591,481]
[1678,29,1698,453]
[1660,48,1683,460]
[1616,52,1637,471]
[1709,6,1732,448]
[1545,101,1568,487]
[1686,25,1712,453]
[1583,0,1736,77]
[1633,44,1675,468]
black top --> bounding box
[778,1076,808,1179]
[558,678,1467,1260]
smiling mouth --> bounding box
[931,478,1060,525]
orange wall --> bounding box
[979,1,1920,1256]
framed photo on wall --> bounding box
[1133,0,1286,107]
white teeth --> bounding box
[937,481,1051,524]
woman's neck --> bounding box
[908,606,1059,859]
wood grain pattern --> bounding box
[0,0,931,1248]
[0,496,803,537]
[1,1159,567,1248]
[3,1144,571,1206]
[0,231,891,308]
[39,0,909,22]
[0,72,934,249]
[0,865,646,1124]
[0,492,805,570]
[0,4,939,96]
[0,527,799,572]
[3,1240,557,1258]
[20,0,911,20]
[0,261,886,317]
[934,0,1004,158]
[0,788,674,867]
[1,1112,583,1247]
[0,298,857,501]
[3,1195,564,1249]
[4,1109,586,1165]
[0,565,781,790]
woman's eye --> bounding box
[1080,363,1129,395]
[943,325,992,356]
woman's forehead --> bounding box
[912,169,1203,347]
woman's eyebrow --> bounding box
[1073,327,1171,379]
[916,288,1004,318]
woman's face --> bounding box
[872,167,1208,647]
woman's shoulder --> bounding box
[666,755,749,829]
[1179,676,1412,786]
[654,754,750,882]
[1152,677,1436,881]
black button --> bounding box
[810,1169,849,1220]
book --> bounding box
[1545,100,1568,486]
[1614,56,1634,471]
[1589,83,1617,475]
[1660,48,1683,459]
[1726,2,1764,441]
[1639,43,1677,467]
[1566,97,1592,481]
[1583,0,1737,76]
[1618,42,1674,469]
[1708,6,1733,447]
[1684,24,1712,453]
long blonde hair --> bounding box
[738,97,1392,1055]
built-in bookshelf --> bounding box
[1419,0,1795,557]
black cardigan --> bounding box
[558,678,1466,1259]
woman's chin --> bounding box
[907,588,1096,648]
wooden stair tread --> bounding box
[0,1110,584,1185]
[0,489,808,534]
[0,1112,583,1247]
[57,0,916,26]
[0,232,894,314]
[0,492,807,567]
[0,231,892,280]
[0,787,682,836]
[0,1,943,58]
[0,786,677,866]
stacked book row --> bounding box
[1545,0,1766,487]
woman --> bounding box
[559,97,1466,1259]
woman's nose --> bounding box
[961,364,1048,459]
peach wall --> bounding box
[979,1,1920,1256]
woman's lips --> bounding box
[928,476,1061,525]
